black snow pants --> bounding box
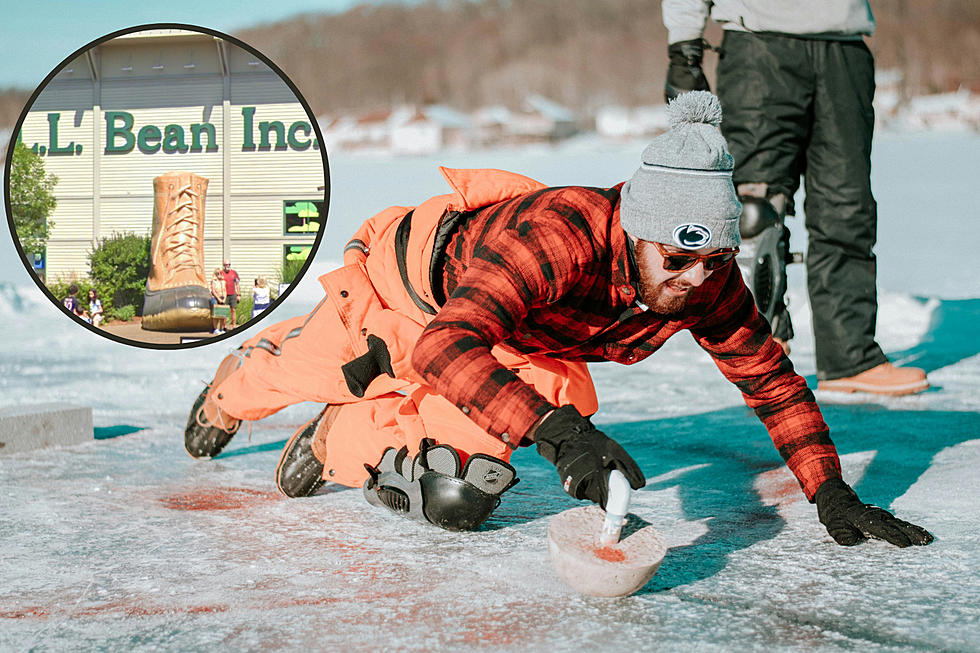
[716,31,887,381]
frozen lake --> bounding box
[1,132,979,651]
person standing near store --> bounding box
[88,288,104,328]
[661,0,929,396]
[251,276,272,319]
[210,268,228,334]
[62,283,82,317]
[221,260,241,331]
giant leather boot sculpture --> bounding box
[141,171,212,332]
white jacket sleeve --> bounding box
[662,0,710,44]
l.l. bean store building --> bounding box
[18,28,326,294]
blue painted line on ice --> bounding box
[94,425,144,440]
[216,439,289,458]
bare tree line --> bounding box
[0,0,977,129]
[235,0,980,117]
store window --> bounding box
[282,244,312,285]
[283,199,323,235]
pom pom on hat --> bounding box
[667,90,723,128]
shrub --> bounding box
[279,256,306,285]
[112,304,136,322]
[89,232,150,314]
[235,295,254,326]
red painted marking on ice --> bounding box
[1,597,357,621]
[186,604,229,614]
[594,546,626,562]
[0,606,47,619]
[282,596,343,608]
[158,487,278,511]
[755,469,804,507]
[72,600,230,617]
[0,600,231,620]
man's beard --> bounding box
[638,276,692,314]
[634,240,692,314]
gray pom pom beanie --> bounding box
[620,91,741,250]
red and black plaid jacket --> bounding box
[411,184,840,499]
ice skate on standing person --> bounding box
[662,0,929,396]
[184,92,931,545]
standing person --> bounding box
[62,283,82,317]
[88,289,104,327]
[251,276,271,319]
[661,0,929,396]
[209,268,227,335]
[184,93,931,547]
[220,260,241,331]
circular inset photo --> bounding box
[4,24,329,348]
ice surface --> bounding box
[1,133,979,651]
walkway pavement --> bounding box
[99,321,216,346]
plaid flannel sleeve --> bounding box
[412,214,591,447]
[690,265,842,500]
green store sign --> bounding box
[21,106,320,156]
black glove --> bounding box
[341,334,394,397]
[534,405,645,506]
[814,478,934,548]
[665,39,711,102]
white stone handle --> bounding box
[598,469,631,546]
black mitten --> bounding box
[814,478,934,547]
[534,405,645,506]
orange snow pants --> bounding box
[212,171,598,488]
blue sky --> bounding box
[0,0,404,89]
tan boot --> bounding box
[184,353,243,458]
[818,362,929,396]
[141,171,212,332]
[275,405,341,498]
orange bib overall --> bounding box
[212,168,599,487]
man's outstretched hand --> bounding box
[533,405,645,507]
[814,478,934,548]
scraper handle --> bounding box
[599,469,631,546]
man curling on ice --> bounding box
[186,92,932,546]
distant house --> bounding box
[320,105,472,154]
[506,95,578,143]
[350,108,397,151]
[873,68,904,129]
[472,105,513,147]
[897,89,980,131]
[390,105,471,155]
[318,115,357,151]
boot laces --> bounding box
[162,182,203,279]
